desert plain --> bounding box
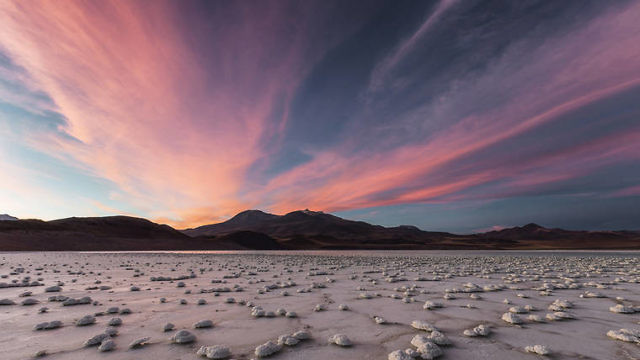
[0,251,638,360]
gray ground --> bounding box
[0,251,638,360]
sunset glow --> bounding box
[1,1,638,232]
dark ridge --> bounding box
[1,212,639,251]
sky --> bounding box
[0,0,639,233]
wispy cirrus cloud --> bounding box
[0,0,638,230]
[253,1,640,217]
[0,0,363,225]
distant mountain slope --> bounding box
[48,216,188,239]
[0,214,18,221]
[208,231,283,250]
[185,209,447,240]
[0,211,638,250]
[476,222,640,249]
[184,210,640,250]
[184,210,278,236]
[0,216,240,251]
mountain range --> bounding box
[0,210,638,251]
[0,214,18,221]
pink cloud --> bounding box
[258,2,640,215]
[609,185,640,197]
[0,1,336,227]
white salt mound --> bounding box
[388,349,412,360]
[171,330,196,344]
[254,341,282,357]
[76,315,96,326]
[98,339,116,352]
[292,330,310,340]
[428,330,450,345]
[129,337,151,349]
[411,334,431,348]
[84,333,109,347]
[463,324,490,337]
[196,345,231,359]
[423,301,443,310]
[606,328,640,343]
[501,312,522,324]
[411,320,438,332]
[194,319,214,328]
[277,334,300,346]
[609,304,636,314]
[525,345,550,355]
[417,342,443,359]
[328,334,352,346]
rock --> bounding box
[254,341,282,357]
[108,317,122,326]
[163,322,175,332]
[525,345,550,355]
[0,298,15,305]
[45,285,61,292]
[171,330,196,344]
[338,304,349,311]
[328,334,352,346]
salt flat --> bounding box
[0,251,638,360]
